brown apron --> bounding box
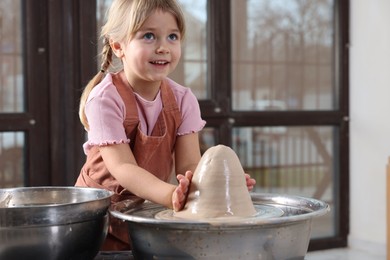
[75,71,182,250]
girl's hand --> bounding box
[172,171,193,211]
[245,173,256,191]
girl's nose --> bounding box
[156,43,169,54]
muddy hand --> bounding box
[245,173,256,191]
[172,171,193,211]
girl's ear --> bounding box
[110,40,124,58]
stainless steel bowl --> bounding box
[0,186,113,260]
[110,193,329,260]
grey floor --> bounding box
[306,247,385,260]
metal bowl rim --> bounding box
[110,192,330,227]
[0,186,113,209]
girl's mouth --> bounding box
[150,60,169,65]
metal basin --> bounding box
[0,186,113,260]
[110,193,329,260]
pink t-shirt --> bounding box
[83,73,206,154]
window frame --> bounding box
[8,0,349,251]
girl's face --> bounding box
[116,10,182,89]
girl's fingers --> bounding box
[245,173,256,191]
[173,172,193,211]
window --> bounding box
[0,1,25,187]
[231,0,336,111]
[0,0,92,188]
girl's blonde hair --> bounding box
[79,0,186,130]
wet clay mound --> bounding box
[174,145,256,219]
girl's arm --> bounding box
[99,143,190,210]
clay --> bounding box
[174,145,256,219]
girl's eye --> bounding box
[143,33,155,40]
[168,33,179,41]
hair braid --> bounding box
[100,38,113,73]
[79,39,113,130]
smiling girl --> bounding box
[76,0,256,251]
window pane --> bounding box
[171,0,208,99]
[0,0,24,113]
[0,132,25,188]
[231,0,336,111]
[232,126,336,238]
[96,0,208,99]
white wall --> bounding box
[349,0,390,254]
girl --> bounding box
[76,0,255,250]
